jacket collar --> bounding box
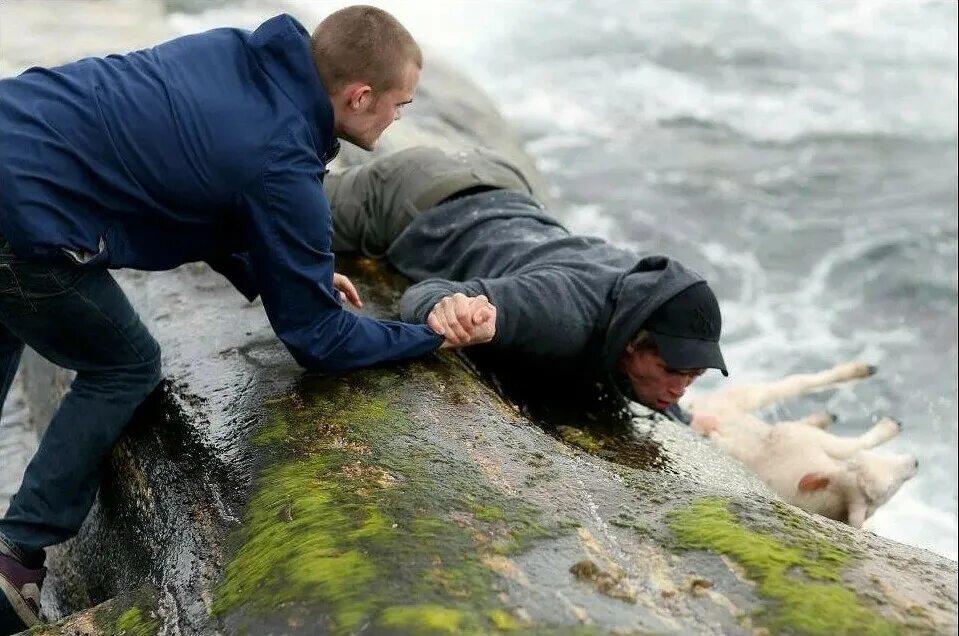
[249,14,336,159]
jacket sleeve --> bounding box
[241,130,442,373]
[400,269,598,361]
[206,252,259,302]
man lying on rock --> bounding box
[326,145,729,424]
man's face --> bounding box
[334,60,420,151]
[619,347,704,411]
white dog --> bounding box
[683,362,918,528]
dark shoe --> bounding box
[0,552,45,634]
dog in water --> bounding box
[683,362,918,528]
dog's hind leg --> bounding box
[821,417,902,459]
[719,363,877,412]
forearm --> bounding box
[245,131,442,373]
[284,310,442,373]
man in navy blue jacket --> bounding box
[0,8,494,632]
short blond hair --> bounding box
[311,5,423,94]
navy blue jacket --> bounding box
[0,14,441,372]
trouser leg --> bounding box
[0,325,24,419]
[0,324,25,562]
[326,146,534,258]
[0,251,161,566]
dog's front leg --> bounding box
[821,417,902,459]
[857,416,902,448]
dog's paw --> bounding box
[875,416,902,437]
[835,362,877,381]
[691,414,721,436]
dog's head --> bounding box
[798,451,918,527]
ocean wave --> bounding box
[165,0,957,144]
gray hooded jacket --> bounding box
[388,190,708,380]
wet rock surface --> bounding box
[8,2,958,634]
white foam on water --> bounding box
[866,477,959,561]
[563,204,617,240]
[492,1,954,143]
[167,1,957,144]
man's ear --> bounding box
[345,83,373,111]
[798,472,830,493]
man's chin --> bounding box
[654,399,674,411]
[632,394,665,412]
[339,133,375,152]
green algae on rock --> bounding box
[214,362,564,634]
[25,587,160,636]
[668,497,898,635]
[114,607,161,636]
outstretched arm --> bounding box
[241,128,443,373]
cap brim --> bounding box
[651,332,728,376]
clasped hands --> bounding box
[428,292,497,349]
[333,274,495,349]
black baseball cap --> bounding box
[644,282,728,376]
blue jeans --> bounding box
[0,237,161,567]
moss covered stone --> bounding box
[377,605,470,633]
[668,497,899,636]
[114,607,161,636]
[213,364,564,634]
[25,587,160,636]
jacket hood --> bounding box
[600,255,708,372]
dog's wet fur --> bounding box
[685,362,918,527]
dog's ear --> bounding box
[798,472,830,492]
